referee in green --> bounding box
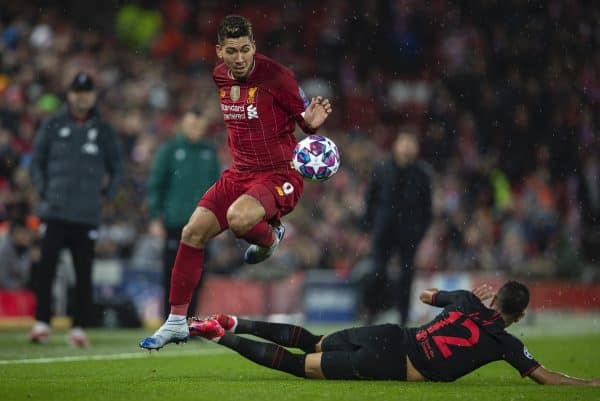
[148,108,220,318]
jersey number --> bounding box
[423,311,481,358]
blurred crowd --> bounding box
[0,0,598,290]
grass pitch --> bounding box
[1,324,599,401]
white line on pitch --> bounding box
[0,348,228,365]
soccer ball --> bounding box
[292,135,340,181]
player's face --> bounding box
[216,37,256,79]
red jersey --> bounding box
[213,53,315,173]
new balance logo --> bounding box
[247,104,259,119]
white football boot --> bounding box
[139,316,189,350]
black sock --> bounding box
[235,318,321,353]
[218,333,306,378]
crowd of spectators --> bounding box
[0,0,598,290]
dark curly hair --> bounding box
[217,15,253,44]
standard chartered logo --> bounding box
[221,103,259,120]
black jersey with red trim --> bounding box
[405,290,540,382]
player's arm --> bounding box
[504,336,599,386]
[420,289,473,307]
[528,365,600,386]
[420,284,494,307]
[274,70,331,133]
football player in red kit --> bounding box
[140,15,332,350]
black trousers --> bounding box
[162,226,204,318]
[32,219,96,327]
[363,227,423,326]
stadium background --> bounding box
[1,0,599,326]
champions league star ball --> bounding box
[292,135,340,181]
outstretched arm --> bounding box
[529,366,600,386]
[421,287,492,308]
[421,285,494,306]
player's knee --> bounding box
[181,224,209,246]
[226,206,254,235]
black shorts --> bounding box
[320,324,408,380]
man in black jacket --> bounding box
[362,132,432,325]
[28,72,124,346]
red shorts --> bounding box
[198,168,304,230]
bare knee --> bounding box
[226,200,264,236]
[181,224,210,247]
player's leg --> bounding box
[141,175,239,350]
[220,333,308,378]
[191,320,308,378]
[161,226,180,319]
[189,319,405,381]
[66,223,97,346]
[140,206,221,349]
[29,220,65,343]
[169,207,222,314]
[205,315,322,353]
[234,172,302,264]
[227,193,273,246]
[228,193,284,264]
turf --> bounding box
[1,329,599,401]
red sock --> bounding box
[241,221,275,247]
[169,242,204,306]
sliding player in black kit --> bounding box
[188,281,599,385]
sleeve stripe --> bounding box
[431,291,438,305]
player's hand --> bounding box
[472,284,495,303]
[304,96,332,130]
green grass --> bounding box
[1,328,599,401]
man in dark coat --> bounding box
[28,72,124,346]
[362,132,432,325]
